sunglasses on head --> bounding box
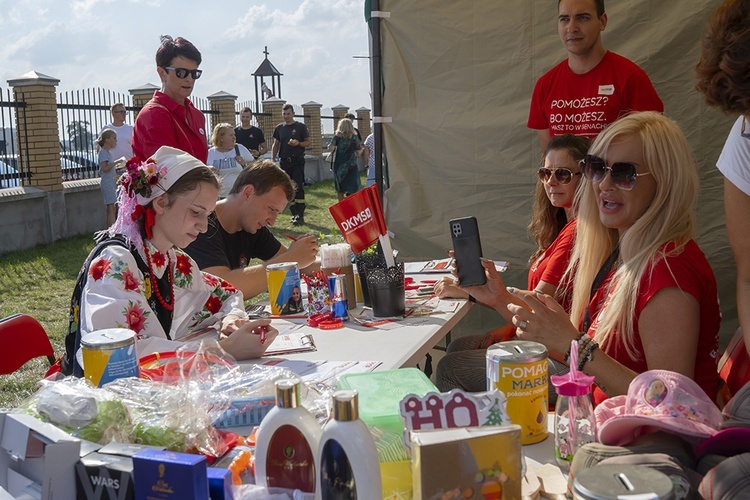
[537,167,581,185]
[163,66,203,79]
[580,154,651,191]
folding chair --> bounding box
[0,314,56,375]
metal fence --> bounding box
[57,88,133,181]
[0,88,29,188]
[55,90,222,181]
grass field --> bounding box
[0,175,355,407]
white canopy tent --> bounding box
[370,0,736,344]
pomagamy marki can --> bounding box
[486,340,549,444]
[81,328,139,387]
[266,262,301,316]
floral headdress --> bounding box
[102,145,206,248]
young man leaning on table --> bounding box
[184,160,320,299]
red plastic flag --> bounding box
[329,185,383,254]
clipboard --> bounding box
[263,331,317,356]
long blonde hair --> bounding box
[335,118,355,139]
[564,112,698,358]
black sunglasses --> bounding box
[537,167,581,185]
[580,154,651,191]
[163,66,203,79]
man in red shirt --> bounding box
[133,35,208,163]
[528,0,663,152]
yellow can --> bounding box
[266,262,301,315]
[486,341,548,444]
[81,328,139,387]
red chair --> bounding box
[717,327,750,408]
[0,314,56,375]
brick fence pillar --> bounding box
[356,107,371,139]
[207,91,238,136]
[331,104,349,134]
[128,84,159,118]
[7,70,67,242]
[8,71,63,193]
[301,101,323,154]
[262,97,286,155]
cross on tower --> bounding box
[263,46,269,59]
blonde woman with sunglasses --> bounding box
[496,112,720,404]
[435,134,590,392]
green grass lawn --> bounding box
[0,175,355,407]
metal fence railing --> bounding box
[0,88,29,188]
[57,88,132,180]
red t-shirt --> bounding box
[132,91,208,163]
[587,240,720,405]
[528,219,577,312]
[528,51,664,139]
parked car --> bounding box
[0,159,21,189]
[60,151,99,181]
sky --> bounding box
[0,0,372,114]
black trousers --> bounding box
[280,157,305,203]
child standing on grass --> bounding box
[96,129,118,227]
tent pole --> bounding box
[370,0,384,200]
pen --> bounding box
[283,233,297,241]
[257,325,267,344]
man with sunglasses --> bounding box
[101,103,133,161]
[528,0,663,152]
[133,35,208,163]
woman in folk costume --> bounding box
[62,146,277,376]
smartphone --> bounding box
[449,216,486,287]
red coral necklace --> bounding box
[143,241,174,311]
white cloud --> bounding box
[0,0,371,112]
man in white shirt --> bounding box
[101,102,134,161]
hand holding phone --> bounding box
[449,216,486,287]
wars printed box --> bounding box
[132,449,208,500]
[76,452,134,500]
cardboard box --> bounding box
[77,444,167,500]
[206,468,232,500]
[132,449,208,500]
[411,425,522,500]
[0,412,82,500]
[76,452,134,500]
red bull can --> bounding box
[328,274,349,321]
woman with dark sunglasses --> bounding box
[133,35,208,163]
[435,134,590,392]
[499,112,720,404]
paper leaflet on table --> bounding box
[404,259,508,274]
[259,359,383,383]
[350,297,459,328]
[329,184,395,266]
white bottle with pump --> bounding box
[317,389,382,500]
[255,378,322,494]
